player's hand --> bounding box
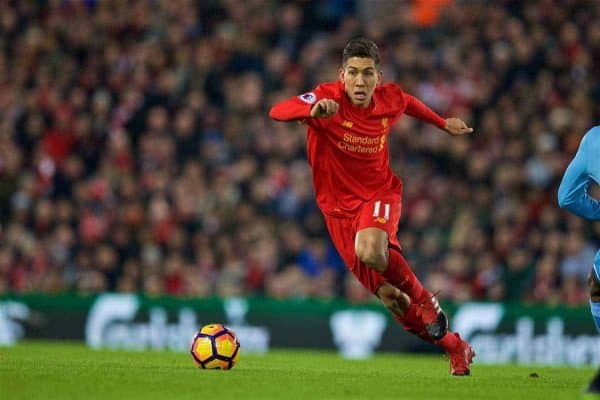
[444,118,473,136]
[310,99,339,118]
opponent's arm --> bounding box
[404,94,473,136]
[558,132,600,220]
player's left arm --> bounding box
[404,94,473,136]
[558,130,600,220]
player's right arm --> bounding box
[309,99,339,118]
[388,85,473,135]
[558,127,600,220]
[269,85,339,123]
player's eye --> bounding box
[348,70,357,76]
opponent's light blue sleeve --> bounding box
[558,126,600,220]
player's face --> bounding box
[339,57,381,107]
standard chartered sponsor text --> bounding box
[338,132,383,153]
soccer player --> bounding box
[269,38,475,375]
[558,125,600,394]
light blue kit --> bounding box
[558,125,600,330]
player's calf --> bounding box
[376,282,411,317]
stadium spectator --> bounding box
[0,0,599,308]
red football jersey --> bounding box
[269,81,446,217]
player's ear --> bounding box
[339,67,345,83]
[377,69,382,85]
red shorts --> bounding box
[323,190,402,294]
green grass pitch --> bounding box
[0,341,597,400]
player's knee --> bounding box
[355,241,387,272]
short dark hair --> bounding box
[342,37,380,67]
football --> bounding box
[190,324,240,370]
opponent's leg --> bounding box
[588,253,600,331]
[585,253,600,394]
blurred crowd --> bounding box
[1,0,599,305]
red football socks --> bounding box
[382,247,424,301]
[394,304,461,352]
[393,305,433,344]
[383,248,462,353]
[435,331,462,352]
